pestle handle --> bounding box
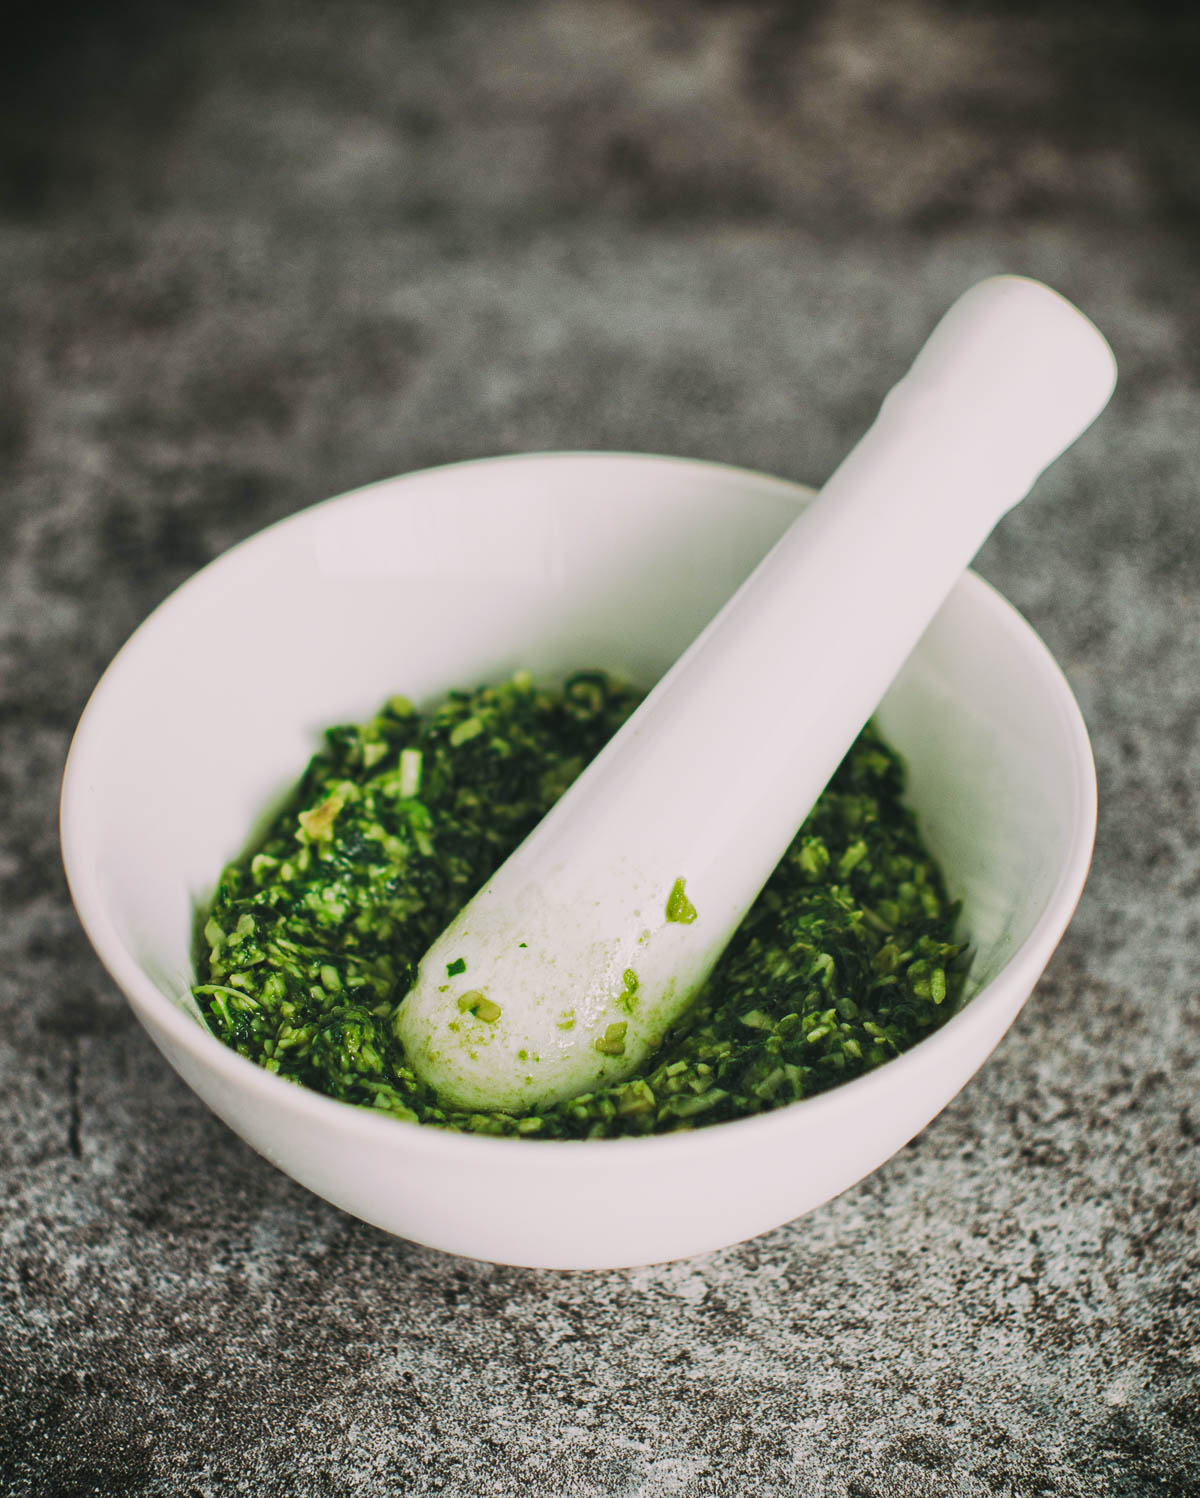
[395,277,1117,1114]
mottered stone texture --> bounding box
[1,2,1197,1495]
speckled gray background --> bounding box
[2,2,1198,1494]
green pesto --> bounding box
[665,877,698,925]
[194,671,967,1138]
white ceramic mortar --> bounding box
[61,452,1096,1268]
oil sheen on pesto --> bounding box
[194,672,966,1138]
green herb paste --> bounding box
[195,671,966,1138]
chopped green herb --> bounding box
[446,957,467,977]
[456,990,501,1023]
[297,793,343,841]
[665,877,698,925]
[448,716,483,748]
[195,672,965,1139]
[595,1021,628,1056]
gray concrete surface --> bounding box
[1,3,1197,1494]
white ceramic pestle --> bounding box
[395,276,1117,1114]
